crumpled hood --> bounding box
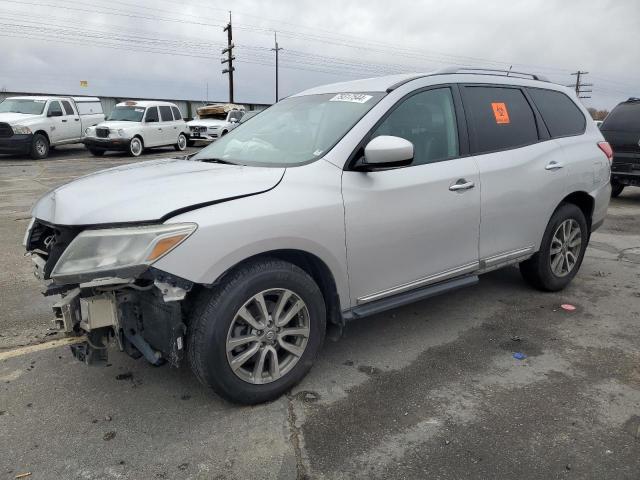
[188,118,227,127]
[0,112,41,124]
[31,158,285,225]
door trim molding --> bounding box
[479,246,534,269]
[357,261,479,305]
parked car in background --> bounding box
[84,101,188,157]
[186,103,245,145]
[0,96,104,159]
[600,97,640,197]
[25,68,611,404]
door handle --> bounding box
[158,128,163,131]
[449,179,475,192]
[74,118,80,121]
[545,161,564,170]
[61,119,67,122]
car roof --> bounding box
[115,100,177,108]
[294,67,560,96]
[7,96,74,102]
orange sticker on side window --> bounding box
[491,102,510,124]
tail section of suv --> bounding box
[600,97,640,196]
[24,68,610,404]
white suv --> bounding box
[25,68,611,404]
[186,104,245,144]
[84,101,188,157]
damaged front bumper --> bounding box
[48,270,191,367]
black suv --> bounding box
[600,97,640,197]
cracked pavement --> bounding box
[1,148,639,479]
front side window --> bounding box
[0,98,46,115]
[228,111,243,122]
[371,88,459,166]
[47,101,63,117]
[159,105,173,122]
[528,88,586,137]
[108,106,145,122]
[192,92,385,167]
[463,86,539,154]
[144,107,159,123]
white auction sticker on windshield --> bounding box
[329,93,372,104]
[135,108,144,112]
[34,100,46,103]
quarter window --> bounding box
[159,105,173,122]
[61,100,75,116]
[463,86,538,154]
[171,106,182,120]
[145,107,159,123]
[528,88,586,137]
[372,88,459,166]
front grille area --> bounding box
[96,127,110,138]
[0,122,13,138]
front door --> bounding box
[45,100,65,144]
[342,87,481,306]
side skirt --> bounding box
[342,275,479,321]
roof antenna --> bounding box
[507,65,513,77]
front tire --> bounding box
[520,203,588,291]
[88,148,105,157]
[188,258,326,404]
[30,133,49,159]
[128,136,143,157]
[174,133,187,151]
[611,181,625,198]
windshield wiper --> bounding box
[197,157,237,165]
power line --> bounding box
[570,71,593,99]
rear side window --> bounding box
[61,100,75,115]
[463,86,538,154]
[528,88,585,137]
[145,107,159,123]
[159,105,173,121]
[77,101,103,115]
[171,106,182,120]
[600,102,640,132]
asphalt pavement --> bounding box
[1,147,639,479]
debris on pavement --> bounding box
[513,352,527,360]
[14,473,32,479]
[561,304,576,311]
[103,431,116,441]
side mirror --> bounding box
[357,135,414,170]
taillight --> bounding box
[598,141,613,163]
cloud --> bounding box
[1,0,638,109]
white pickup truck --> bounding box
[0,96,105,159]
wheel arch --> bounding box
[210,249,344,329]
[33,130,50,142]
[560,191,594,231]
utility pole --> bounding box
[221,11,235,103]
[570,71,593,99]
[271,32,283,103]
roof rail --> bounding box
[626,97,640,102]
[434,66,550,82]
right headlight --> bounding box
[51,223,197,280]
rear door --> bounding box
[158,105,178,145]
[461,85,567,264]
[60,100,81,140]
[342,86,481,305]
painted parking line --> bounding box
[0,336,86,361]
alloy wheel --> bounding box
[226,288,310,384]
[550,219,582,277]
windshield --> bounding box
[192,92,385,166]
[0,99,46,115]
[108,106,145,122]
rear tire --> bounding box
[520,203,588,291]
[88,148,105,156]
[188,258,326,405]
[611,181,625,198]
[128,136,143,157]
[174,133,187,151]
[30,133,49,159]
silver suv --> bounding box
[24,68,612,404]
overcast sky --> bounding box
[1,0,638,110]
